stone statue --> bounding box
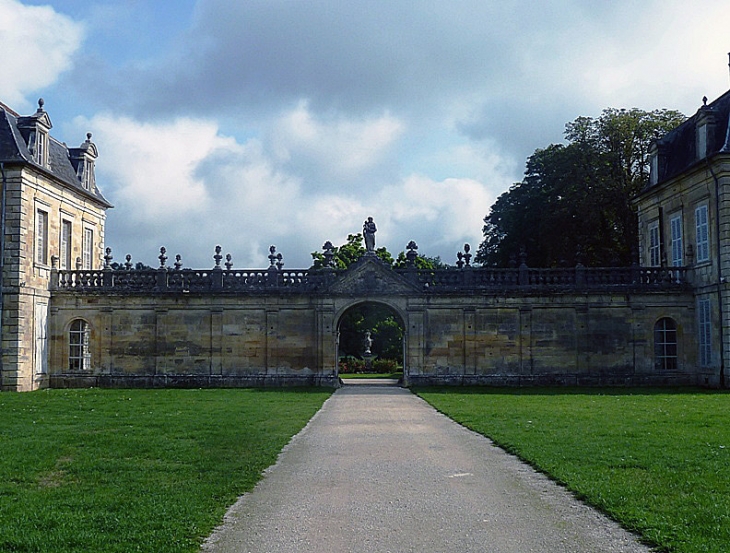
[364,331,373,356]
[363,217,377,252]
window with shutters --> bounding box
[60,220,72,270]
[649,221,660,267]
[695,205,709,263]
[36,209,49,265]
[82,227,93,270]
[670,215,683,266]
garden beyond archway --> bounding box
[336,302,405,379]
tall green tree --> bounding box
[477,108,685,267]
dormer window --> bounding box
[81,159,95,191]
[17,98,53,168]
[698,123,708,159]
[695,97,717,161]
[35,130,48,166]
[69,133,98,192]
[649,152,658,186]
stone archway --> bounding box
[335,301,406,380]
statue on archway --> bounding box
[363,217,377,253]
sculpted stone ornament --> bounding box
[363,217,377,253]
[364,331,373,356]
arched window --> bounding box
[69,319,90,371]
[654,318,678,370]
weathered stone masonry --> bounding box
[48,254,700,388]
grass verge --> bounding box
[416,387,730,553]
[339,372,403,379]
[0,387,331,553]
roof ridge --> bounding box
[0,100,20,118]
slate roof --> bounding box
[646,89,730,191]
[0,103,112,208]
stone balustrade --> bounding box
[51,263,690,294]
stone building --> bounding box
[0,92,727,391]
[635,90,730,388]
[0,100,111,391]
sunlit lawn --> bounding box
[416,387,730,553]
[0,388,331,553]
[339,372,403,379]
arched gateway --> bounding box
[46,239,702,388]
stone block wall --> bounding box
[1,166,106,391]
[48,287,701,389]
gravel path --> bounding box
[202,384,653,553]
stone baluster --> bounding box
[212,246,223,289]
[405,241,418,268]
[518,247,529,286]
[103,247,113,287]
[156,247,168,290]
[49,255,59,291]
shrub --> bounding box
[372,358,401,373]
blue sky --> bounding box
[2,0,730,268]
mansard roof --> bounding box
[645,88,730,191]
[0,101,112,208]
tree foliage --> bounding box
[310,234,442,365]
[310,233,442,270]
[476,108,685,267]
[338,303,404,362]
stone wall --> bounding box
[48,282,702,388]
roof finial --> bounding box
[86,132,92,142]
[703,96,708,106]
[37,98,45,112]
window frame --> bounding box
[60,219,72,270]
[654,317,678,370]
[648,220,661,267]
[670,214,683,267]
[698,298,713,367]
[35,131,48,166]
[695,204,710,263]
[697,123,708,159]
[82,227,93,270]
[81,160,94,191]
[68,319,90,371]
[35,208,49,266]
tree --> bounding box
[337,303,404,362]
[477,108,685,267]
[310,234,440,270]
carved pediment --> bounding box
[326,255,421,296]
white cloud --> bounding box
[270,102,404,184]
[77,115,238,221]
[373,175,495,257]
[19,0,730,270]
[0,0,84,107]
[69,110,499,269]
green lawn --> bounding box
[0,388,331,553]
[339,372,403,379]
[416,387,730,553]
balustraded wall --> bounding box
[47,261,704,388]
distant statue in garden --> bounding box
[364,331,373,356]
[363,217,377,252]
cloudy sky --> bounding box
[2,0,729,268]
